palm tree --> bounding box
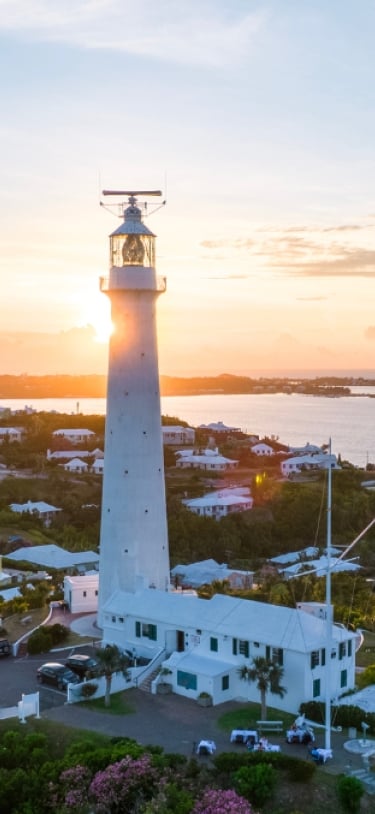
[238,656,286,720]
[95,644,130,707]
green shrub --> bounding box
[233,762,276,807]
[337,775,364,813]
[27,627,52,654]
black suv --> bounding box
[65,654,99,679]
[37,662,81,690]
[0,639,11,657]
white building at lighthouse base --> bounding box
[100,586,356,713]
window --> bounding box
[253,642,260,648]
[222,675,229,691]
[265,645,271,660]
[339,642,346,660]
[177,670,197,690]
[311,650,320,669]
[239,640,249,658]
[313,678,321,698]
[135,622,157,640]
[119,617,124,623]
[272,647,283,666]
[95,590,98,596]
[210,637,218,652]
[83,591,87,598]
[232,638,237,656]
[321,648,326,666]
[348,640,352,658]
[340,669,348,689]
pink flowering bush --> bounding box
[89,753,158,812]
[192,787,255,813]
[59,765,92,812]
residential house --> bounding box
[183,487,253,519]
[280,452,340,477]
[63,458,89,473]
[175,447,238,471]
[101,589,356,712]
[52,429,96,444]
[251,442,275,456]
[171,559,254,590]
[47,447,103,461]
[9,500,61,527]
[162,426,195,445]
[198,421,242,434]
[7,543,99,574]
[0,427,24,443]
[91,458,104,475]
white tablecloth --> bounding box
[197,740,216,755]
[230,729,258,744]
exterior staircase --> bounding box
[138,668,160,693]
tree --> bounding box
[95,645,130,707]
[238,656,286,719]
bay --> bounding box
[1,392,375,468]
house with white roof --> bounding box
[47,448,103,461]
[162,426,195,445]
[63,458,89,473]
[91,458,104,475]
[175,448,238,471]
[281,452,340,476]
[0,427,24,443]
[7,543,99,574]
[198,421,242,434]
[52,429,96,444]
[171,559,254,590]
[183,487,253,519]
[251,442,275,456]
[9,500,61,527]
[281,556,361,580]
[101,589,356,712]
[64,574,99,613]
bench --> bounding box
[256,720,283,734]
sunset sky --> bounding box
[1,1,375,377]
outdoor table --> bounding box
[196,739,216,755]
[230,729,258,745]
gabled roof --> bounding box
[7,543,99,569]
[10,500,61,514]
[103,589,353,651]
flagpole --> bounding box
[325,438,332,752]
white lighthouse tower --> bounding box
[98,190,170,626]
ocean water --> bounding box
[2,390,375,468]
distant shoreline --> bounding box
[1,373,375,400]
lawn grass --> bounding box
[79,691,135,716]
[217,702,295,732]
[355,629,375,669]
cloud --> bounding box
[0,327,108,375]
[0,1,266,67]
[364,326,375,341]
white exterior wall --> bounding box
[98,264,170,625]
[101,596,356,712]
[64,575,99,613]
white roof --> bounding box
[53,428,95,436]
[104,589,353,651]
[271,547,319,565]
[0,587,21,601]
[7,544,99,569]
[185,493,252,509]
[64,458,88,467]
[166,651,233,677]
[177,452,237,465]
[10,500,61,514]
[171,560,253,587]
[282,556,361,577]
[198,421,241,432]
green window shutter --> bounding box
[135,621,141,638]
[210,637,218,652]
[313,678,320,698]
[265,645,271,661]
[149,624,157,641]
[232,638,237,655]
[321,648,326,666]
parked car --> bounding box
[0,639,11,657]
[37,662,81,690]
[65,654,99,679]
